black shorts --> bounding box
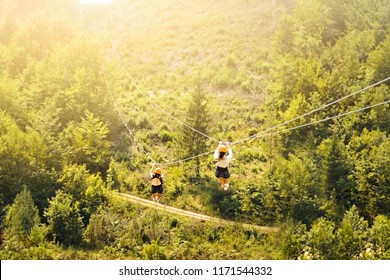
[215,166,230,179]
[151,184,163,194]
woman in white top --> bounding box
[213,142,233,190]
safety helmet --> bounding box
[218,145,227,153]
[154,167,162,175]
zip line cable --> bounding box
[232,76,390,145]
[148,91,220,143]
[101,65,156,163]
[164,150,215,166]
[158,99,390,165]
[244,99,390,143]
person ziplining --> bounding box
[150,163,164,201]
[213,142,233,190]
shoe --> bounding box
[224,183,229,190]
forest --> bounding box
[0,0,389,260]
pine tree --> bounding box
[59,110,111,174]
[5,187,40,241]
[182,85,211,177]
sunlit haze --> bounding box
[80,0,112,5]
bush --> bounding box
[141,240,166,260]
[44,190,84,246]
[159,129,174,142]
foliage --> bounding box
[336,205,369,259]
[59,111,111,174]
[0,112,58,211]
[44,190,84,246]
[182,85,212,177]
[5,187,40,241]
[59,163,110,225]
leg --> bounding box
[216,168,223,186]
[223,179,229,190]
[218,177,225,188]
[223,169,230,190]
[151,186,155,200]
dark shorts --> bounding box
[151,184,163,194]
[215,166,230,179]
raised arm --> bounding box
[150,164,155,177]
[214,141,223,159]
[160,166,165,178]
[226,142,233,159]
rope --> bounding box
[148,91,219,143]
[232,76,390,145]
[160,99,390,165]
[101,66,156,163]
[236,99,390,143]
[163,150,215,166]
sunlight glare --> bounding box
[80,0,112,5]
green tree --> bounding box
[59,164,90,202]
[44,190,84,246]
[367,32,390,81]
[5,187,40,241]
[271,0,337,57]
[182,85,211,177]
[264,154,323,225]
[59,163,109,224]
[347,129,390,221]
[281,222,307,259]
[59,111,111,174]
[0,74,24,121]
[85,173,110,217]
[304,217,336,259]
[336,205,369,259]
[317,137,354,220]
[369,215,390,258]
[345,0,390,42]
[83,208,115,248]
[0,112,58,210]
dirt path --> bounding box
[116,192,278,234]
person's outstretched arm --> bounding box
[226,142,233,159]
[150,164,155,178]
[214,141,222,159]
